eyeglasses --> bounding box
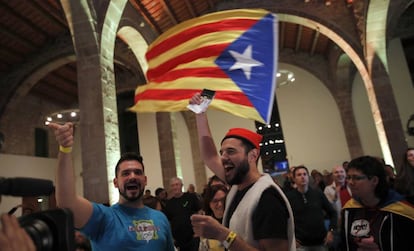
[346,175,368,181]
[210,198,226,205]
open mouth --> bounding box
[224,164,235,175]
[125,183,139,191]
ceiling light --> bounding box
[277,69,295,87]
[44,109,80,125]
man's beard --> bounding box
[227,158,250,185]
[119,181,144,202]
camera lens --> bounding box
[18,208,75,251]
[21,218,53,251]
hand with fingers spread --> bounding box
[0,214,35,251]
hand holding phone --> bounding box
[187,89,215,114]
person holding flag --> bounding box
[189,93,296,251]
[131,8,294,249]
[131,8,278,125]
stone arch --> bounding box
[274,13,398,165]
[117,26,149,74]
[1,55,76,122]
[0,35,74,119]
[217,1,402,164]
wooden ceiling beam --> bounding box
[184,0,197,17]
[310,29,320,56]
[159,0,179,24]
[0,43,25,61]
[129,0,163,34]
[295,24,303,52]
[43,73,77,95]
[31,0,68,29]
[279,22,285,49]
[31,81,77,106]
[0,2,50,38]
[0,26,36,51]
[206,0,215,9]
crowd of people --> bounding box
[1,93,414,251]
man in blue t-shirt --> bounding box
[49,122,174,251]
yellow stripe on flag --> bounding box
[148,31,244,69]
[149,9,269,50]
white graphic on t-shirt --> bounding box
[350,219,370,238]
[129,220,159,242]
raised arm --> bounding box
[190,93,225,181]
[48,122,93,228]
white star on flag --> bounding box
[228,45,264,80]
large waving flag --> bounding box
[130,9,278,124]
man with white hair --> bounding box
[164,177,201,251]
[324,165,352,219]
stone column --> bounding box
[60,0,125,204]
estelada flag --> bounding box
[130,9,278,124]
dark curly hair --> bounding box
[114,152,144,177]
[347,156,389,200]
[202,184,228,219]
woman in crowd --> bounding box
[199,184,228,251]
[341,155,414,251]
[394,147,414,203]
[311,169,326,191]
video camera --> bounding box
[18,208,75,251]
[1,177,75,251]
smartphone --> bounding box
[201,89,216,99]
[187,89,215,114]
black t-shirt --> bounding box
[286,187,337,245]
[164,192,201,246]
[224,185,289,241]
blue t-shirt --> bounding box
[81,203,175,251]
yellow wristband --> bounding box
[59,145,72,153]
[222,231,237,249]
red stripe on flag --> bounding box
[150,67,227,83]
[216,91,253,107]
[135,89,253,107]
[147,44,228,81]
[146,19,258,60]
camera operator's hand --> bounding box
[48,122,74,148]
[0,214,35,251]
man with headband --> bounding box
[49,123,174,251]
[189,93,296,251]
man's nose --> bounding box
[220,151,231,160]
[128,173,138,179]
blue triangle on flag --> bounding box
[215,13,278,123]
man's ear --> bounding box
[113,177,119,188]
[248,148,260,162]
[371,176,379,187]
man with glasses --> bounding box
[341,156,414,250]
